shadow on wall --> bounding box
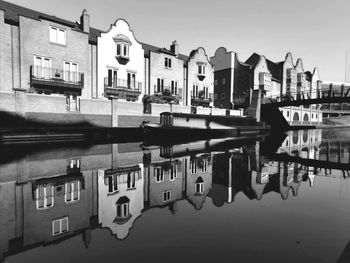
[0,111,98,129]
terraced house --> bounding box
[143,41,187,105]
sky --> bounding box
[6,0,350,81]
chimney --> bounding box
[80,9,90,33]
[170,40,179,56]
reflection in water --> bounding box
[0,129,350,262]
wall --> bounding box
[19,16,92,99]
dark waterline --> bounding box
[1,128,350,263]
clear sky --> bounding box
[6,0,350,81]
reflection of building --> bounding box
[185,154,213,210]
[98,165,144,239]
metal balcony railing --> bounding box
[104,77,141,91]
[153,85,182,99]
[30,66,84,88]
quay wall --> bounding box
[0,91,244,128]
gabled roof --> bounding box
[141,42,189,62]
[245,52,282,82]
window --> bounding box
[34,56,51,79]
[127,72,136,89]
[192,85,198,98]
[165,57,172,69]
[50,26,66,45]
[163,190,171,202]
[287,111,290,117]
[204,87,209,99]
[222,93,225,100]
[64,180,80,203]
[36,185,54,209]
[214,94,218,100]
[116,196,130,219]
[171,81,177,95]
[214,79,218,86]
[107,69,118,87]
[127,172,136,189]
[198,65,205,75]
[190,160,197,174]
[195,182,204,194]
[156,78,164,93]
[116,202,129,219]
[169,166,177,181]
[107,175,118,194]
[222,78,226,85]
[155,167,164,183]
[64,62,79,83]
[199,160,207,172]
[66,94,79,111]
[116,42,129,58]
[52,217,69,236]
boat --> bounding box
[142,112,270,143]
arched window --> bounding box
[293,112,299,122]
[195,177,204,195]
[303,113,309,122]
[116,196,130,219]
[292,130,299,145]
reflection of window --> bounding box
[64,181,80,203]
[171,81,177,95]
[116,196,130,219]
[107,176,118,194]
[36,185,54,209]
[50,26,66,45]
[222,78,226,85]
[199,160,207,173]
[190,160,197,174]
[163,190,171,202]
[52,217,69,236]
[169,166,177,181]
[66,94,79,111]
[155,167,164,183]
[127,172,136,189]
[192,85,198,98]
[195,182,204,194]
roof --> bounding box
[141,42,189,62]
[0,0,192,58]
[245,53,282,81]
[0,0,103,44]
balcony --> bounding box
[104,77,141,101]
[30,66,84,92]
[153,85,182,99]
[191,93,213,107]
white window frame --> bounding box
[52,217,69,236]
[127,172,136,190]
[165,57,172,69]
[195,182,204,194]
[116,42,129,58]
[34,56,52,79]
[36,185,54,210]
[116,202,129,219]
[155,167,164,183]
[63,61,79,83]
[198,64,205,75]
[64,181,80,204]
[50,26,66,45]
[162,190,171,202]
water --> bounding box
[1,128,350,263]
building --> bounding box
[143,41,188,105]
[97,19,145,102]
[187,47,214,108]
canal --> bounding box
[0,128,350,263]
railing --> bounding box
[104,77,141,91]
[30,66,84,87]
[153,85,182,99]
